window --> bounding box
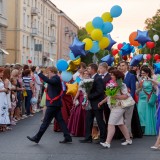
[27,36,30,48]
[27,0,30,6]
[46,8,47,18]
[0,28,2,41]
[23,13,26,27]
[41,4,43,15]
[27,15,30,27]
[48,10,50,19]
[38,21,39,32]
[23,35,26,47]
[0,0,3,15]
[48,27,49,36]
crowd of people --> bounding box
[0,64,43,132]
[0,61,160,150]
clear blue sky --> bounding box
[51,0,160,43]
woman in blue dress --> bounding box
[137,67,157,135]
[147,77,160,150]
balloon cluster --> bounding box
[56,53,81,82]
[84,5,122,53]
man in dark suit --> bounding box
[27,66,72,144]
[80,63,106,143]
[98,62,111,125]
[119,61,136,137]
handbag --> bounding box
[119,89,135,108]
[119,96,135,109]
[22,90,27,97]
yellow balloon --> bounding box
[67,61,77,72]
[66,83,78,97]
[85,21,94,34]
[99,37,110,49]
[91,29,103,41]
[82,38,93,51]
[101,12,113,22]
[72,58,81,66]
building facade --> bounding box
[57,11,78,60]
[6,0,79,66]
[0,0,8,66]
[6,0,59,66]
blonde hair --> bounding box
[11,69,19,78]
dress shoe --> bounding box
[59,138,72,144]
[100,142,111,148]
[121,140,132,146]
[79,139,92,143]
[27,136,39,144]
[150,145,160,150]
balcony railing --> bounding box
[50,20,56,27]
[31,28,38,36]
[50,36,56,44]
[31,7,39,16]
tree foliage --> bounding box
[145,9,160,54]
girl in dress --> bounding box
[0,67,10,132]
[10,78,18,126]
[146,78,160,150]
[68,69,89,137]
[136,67,157,135]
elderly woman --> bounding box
[98,70,132,148]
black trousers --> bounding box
[35,107,71,141]
[85,109,106,142]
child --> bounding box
[10,78,18,125]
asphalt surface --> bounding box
[0,112,159,160]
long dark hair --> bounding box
[140,67,152,78]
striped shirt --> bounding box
[22,76,32,90]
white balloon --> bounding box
[143,54,147,60]
[153,34,159,42]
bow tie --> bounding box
[101,75,105,79]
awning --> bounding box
[0,48,9,55]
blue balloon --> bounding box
[69,51,80,60]
[130,54,143,66]
[89,41,100,54]
[120,43,134,56]
[105,34,116,51]
[102,22,113,34]
[134,30,151,46]
[56,59,68,71]
[110,5,122,18]
[69,37,86,57]
[92,17,104,29]
[101,55,115,66]
[154,63,160,74]
[61,71,73,82]
[131,48,135,53]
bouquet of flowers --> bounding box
[81,78,94,110]
[105,79,122,105]
[81,78,94,94]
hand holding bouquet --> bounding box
[105,79,122,105]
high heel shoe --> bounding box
[150,145,160,150]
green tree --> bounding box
[144,9,160,55]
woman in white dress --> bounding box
[98,70,133,148]
[0,67,10,132]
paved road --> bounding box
[0,112,159,160]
